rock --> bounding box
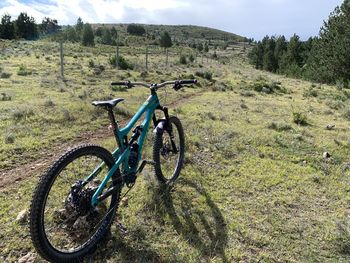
[323,152,331,159]
[52,208,67,222]
[18,252,36,263]
[326,124,335,130]
[261,87,271,94]
[73,216,89,230]
[120,197,128,207]
[93,67,102,75]
[16,209,28,224]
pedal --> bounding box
[137,160,155,174]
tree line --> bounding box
[60,19,176,49]
[0,13,59,40]
[249,0,350,86]
[248,34,313,78]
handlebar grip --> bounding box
[111,81,130,86]
[179,79,197,85]
[173,79,197,91]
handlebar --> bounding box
[111,79,197,91]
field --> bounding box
[1,38,350,262]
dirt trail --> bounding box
[0,90,204,189]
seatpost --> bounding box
[106,107,122,149]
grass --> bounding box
[1,38,350,262]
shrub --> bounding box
[12,107,35,120]
[303,87,318,98]
[4,133,15,144]
[108,55,133,70]
[88,59,95,68]
[1,92,11,101]
[250,81,286,94]
[189,54,195,63]
[126,24,145,36]
[179,55,187,65]
[140,71,148,78]
[195,70,212,80]
[336,79,349,89]
[343,109,350,120]
[268,121,293,132]
[44,98,55,107]
[1,72,12,79]
[62,109,75,122]
[292,111,308,125]
[17,65,32,76]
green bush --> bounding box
[12,107,34,120]
[303,87,318,97]
[195,70,212,80]
[88,59,95,68]
[179,55,187,64]
[4,133,15,144]
[1,92,11,101]
[268,121,293,132]
[292,111,308,125]
[17,65,32,76]
[250,81,286,94]
[108,55,133,70]
[0,72,11,79]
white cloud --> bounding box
[0,0,344,39]
[0,0,189,24]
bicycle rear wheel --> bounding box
[29,144,121,263]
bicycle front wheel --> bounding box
[153,116,185,185]
[29,144,121,263]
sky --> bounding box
[0,0,344,40]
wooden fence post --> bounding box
[166,48,168,68]
[59,41,64,79]
[145,45,148,71]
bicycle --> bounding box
[29,79,197,262]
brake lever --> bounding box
[173,82,183,91]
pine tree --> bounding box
[101,27,112,45]
[274,35,287,70]
[40,17,59,35]
[0,14,15,39]
[82,23,94,46]
[65,26,78,42]
[204,42,209,53]
[95,27,103,37]
[197,43,203,52]
[160,31,173,49]
[262,37,277,72]
[127,24,145,36]
[111,27,117,38]
[306,0,350,84]
[16,12,38,40]
[248,41,264,69]
[76,17,84,35]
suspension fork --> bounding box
[154,105,178,153]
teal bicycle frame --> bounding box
[88,92,161,206]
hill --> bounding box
[91,23,248,43]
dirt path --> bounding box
[0,127,113,189]
[0,90,205,189]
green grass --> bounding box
[1,39,350,262]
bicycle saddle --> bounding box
[92,98,124,108]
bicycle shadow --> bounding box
[93,178,228,262]
[149,178,229,262]
[93,227,165,263]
